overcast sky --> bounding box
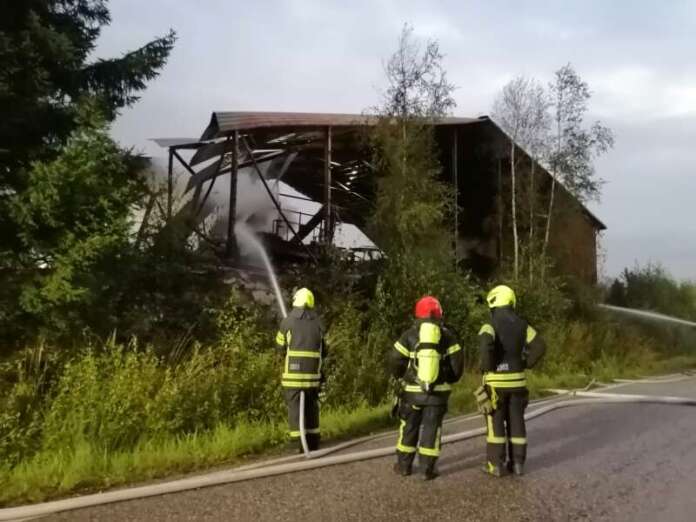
[98,0,696,281]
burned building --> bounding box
[155,111,605,284]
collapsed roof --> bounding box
[152,110,605,263]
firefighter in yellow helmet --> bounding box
[275,288,326,451]
[477,285,546,476]
[390,296,464,480]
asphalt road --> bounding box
[47,378,696,522]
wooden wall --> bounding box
[436,119,601,285]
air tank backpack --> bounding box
[413,322,442,393]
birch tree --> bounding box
[492,76,550,281]
[542,64,614,272]
[371,24,456,255]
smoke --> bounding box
[142,155,376,260]
[143,156,280,259]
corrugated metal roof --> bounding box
[150,137,201,148]
[200,111,482,140]
[152,111,605,231]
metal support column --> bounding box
[167,147,173,221]
[323,126,333,244]
[226,131,239,259]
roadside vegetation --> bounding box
[1,7,695,508]
[606,263,696,322]
[2,279,694,505]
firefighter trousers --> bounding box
[284,388,320,450]
[395,400,447,472]
[485,387,529,467]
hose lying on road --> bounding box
[548,390,696,405]
[613,374,695,384]
[239,372,693,471]
[3,387,696,521]
[238,387,580,472]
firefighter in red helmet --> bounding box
[389,296,464,480]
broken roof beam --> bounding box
[295,206,325,243]
[184,150,286,193]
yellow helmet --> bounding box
[292,288,315,309]
[486,285,516,308]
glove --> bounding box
[474,385,493,415]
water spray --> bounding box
[233,222,311,458]
[234,222,287,319]
[599,304,696,328]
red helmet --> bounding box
[414,296,443,320]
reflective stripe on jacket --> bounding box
[390,320,464,404]
[478,306,546,389]
[276,308,325,389]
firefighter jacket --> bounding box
[390,319,464,405]
[478,306,546,389]
[275,307,326,389]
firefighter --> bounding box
[477,285,546,477]
[390,296,464,480]
[275,288,325,452]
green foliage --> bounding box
[6,106,146,338]
[1,1,177,347]
[0,0,175,175]
[322,300,373,407]
[548,63,615,204]
[42,340,161,453]
[606,263,696,321]
[1,285,695,505]
[371,256,482,359]
[369,120,453,257]
[370,24,455,258]
[498,269,571,328]
[1,420,287,505]
[1,104,229,347]
[0,16,692,507]
[0,289,285,469]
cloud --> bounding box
[589,67,696,120]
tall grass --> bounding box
[1,283,695,506]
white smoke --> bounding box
[142,155,376,259]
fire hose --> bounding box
[1,374,695,521]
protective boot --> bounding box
[423,468,439,481]
[513,462,524,476]
[307,433,321,451]
[422,463,439,481]
[393,462,412,476]
[482,461,507,477]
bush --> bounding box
[0,344,60,467]
[606,263,696,321]
[41,340,161,453]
